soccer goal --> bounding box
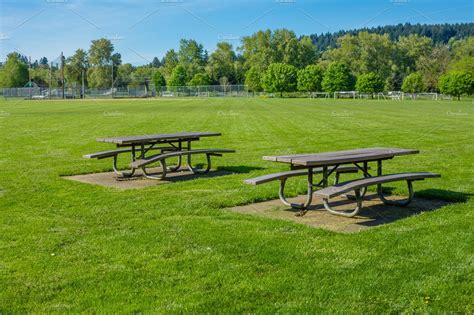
[310,92,330,99]
[197,91,210,97]
[334,91,357,99]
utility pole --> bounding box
[81,69,85,99]
[49,62,52,99]
[28,56,32,98]
[28,56,32,84]
[60,52,65,99]
[111,61,114,98]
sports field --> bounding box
[0,97,472,312]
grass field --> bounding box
[0,97,473,313]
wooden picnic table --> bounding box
[250,147,434,216]
[85,131,234,180]
[263,147,419,167]
[97,131,221,146]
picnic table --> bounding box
[245,148,440,217]
[84,131,235,180]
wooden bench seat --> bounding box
[314,172,440,217]
[83,146,170,160]
[314,172,440,199]
[244,165,362,185]
[130,149,235,169]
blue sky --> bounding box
[0,0,472,65]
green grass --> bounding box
[0,97,473,313]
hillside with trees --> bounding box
[309,22,474,52]
[0,23,473,98]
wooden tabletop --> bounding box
[263,147,419,167]
[97,131,221,145]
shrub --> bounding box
[168,65,187,87]
[297,65,324,92]
[153,71,166,88]
[438,71,474,100]
[245,67,263,92]
[261,63,298,95]
[401,72,424,94]
[321,62,355,93]
[356,72,385,94]
[188,73,211,86]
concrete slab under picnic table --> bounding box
[229,192,449,233]
[63,168,232,189]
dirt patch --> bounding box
[229,192,449,233]
[63,167,232,190]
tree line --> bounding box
[310,22,474,53]
[0,23,473,98]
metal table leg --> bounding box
[112,145,136,178]
[278,167,314,214]
[187,140,211,174]
[323,189,363,217]
[168,140,182,172]
[139,143,168,180]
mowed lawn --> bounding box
[0,97,473,313]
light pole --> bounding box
[111,61,114,98]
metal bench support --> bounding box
[278,167,314,215]
[112,151,136,178]
[378,180,414,206]
[141,159,167,180]
[323,189,362,217]
[187,152,212,174]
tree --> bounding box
[151,57,161,68]
[30,67,50,86]
[87,67,110,88]
[356,72,385,94]
[65,49,88,86]
[449,36,474,72]
[324,32,395,79]
[206,42,236,84]
[245,66,263,92]
[438,71,474,100]
[168,65,187,87]
[385,68,405,91]
[130,67,153,89]
[240,29,273,71]
[397,34,433,72]
[297,65,324,92]
[39,57,49,67]
[88,38,113,66]
[116,63,134,87]
[87,38,114,88]
[401,72,424,94]
[188,73,211,86]
[416,46,450,92]
[270,29,300,67]
[153,70,166,88]
[178,39,206,79]
[261,63,298,95]
[0,53,29,87]
[297,36,318,68]
[240,29,317,71]
[321,62,355,93]
[162,49,179,78]
[309,23,473,54]
[233,58,245,84]
[219,76,229,87]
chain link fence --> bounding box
[2,85,249,99]
[156,85,248,97]
[0,86,462,101]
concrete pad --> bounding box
[229,193,449,233]
[63,167,232,190]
